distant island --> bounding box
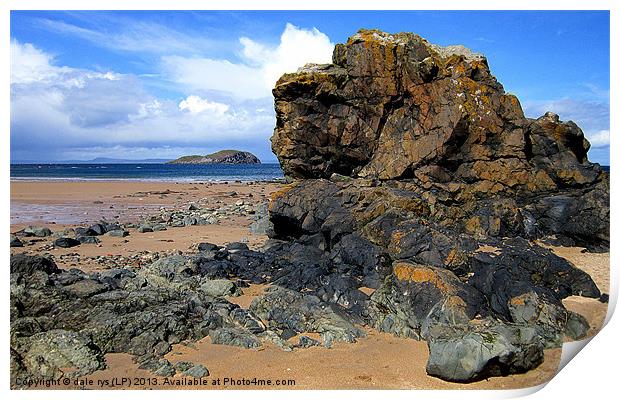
[168,150,261,165]
[11,157,173,164]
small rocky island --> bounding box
[168,150,260,164]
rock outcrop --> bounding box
[168,150,261,164]
[269,29,608,381]
[10,29,608,387]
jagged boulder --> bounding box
[250,286,365,346]
[273,29,604,196]
[19,329,105,379]
[425,321,544,382]
[268,28,607,382]
[369,261,487,339]
[271,29,608,248]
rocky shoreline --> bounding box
[10,29,609,388]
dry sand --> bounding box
[10,180,609,390]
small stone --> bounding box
[152,223,167,231]
[88,224,107,236]
[153,341,172,356]
[54,237,81,248]
[24,226,53,237]
[183,364,210,378]
[225,242,249,253]
[137,225,153,233]
[280,328,297,340]
[174,361,194,372]
[200,279,239,297]
[210,327,261,349]
[108,230,129,237]
[10,235,24,247]
[297,335,321,348]
[76,236,100,244]
[198,242,218,252]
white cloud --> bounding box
[587,130,610,148]
[10,23,334,161]
[241,23,334,90]
[37,18,218,55]
[161,56,265,99]
[11,40,66,84]
[10,40,276,161]
[163,23,334,100]
[179,95,229,115]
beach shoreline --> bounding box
[10,179,609,389]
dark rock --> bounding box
[54,237,81,248]
[210,327,261,349]
[11,254,60,276]
[23,226,53,237]
[226,242,249,252]
[77,235,100,244]
[154,362,176,377]
[425,321,544,382]
[564,311,590,340]
[250,286,365,346]
[200,279,240,297]
[265,28,607,381]
[369,261,487,339]
[137,225,153,233]
[280,328,297,340]
[22,329,105,379]
[75,227,97,236]
[183,364,210,378]
[89,223,107,235]
[107,229,129,237]
[138,357,175,377]
[230,308,266,334]
[63,279,109,298]
[10,235,24,247]
[153,341,172,356]
[297,335,321,348]
[152,223,167,231]
[198,242,219,252]
[128,331,161,356]
[183,216,197,226]
[174,361,194,372]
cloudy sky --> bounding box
[10,11,610,164]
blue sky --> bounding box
[10,10,610,164]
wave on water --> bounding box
[10,163,285,182]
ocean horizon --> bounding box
[10,162,285,182]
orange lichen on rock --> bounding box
[268,182,300,211]
[393,262,453,294]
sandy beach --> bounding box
[10,180,609,390]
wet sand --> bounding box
[10,180,609,390]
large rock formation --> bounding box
[269,29,609,381]
[271,29,608,248]
[10,29,609,387]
